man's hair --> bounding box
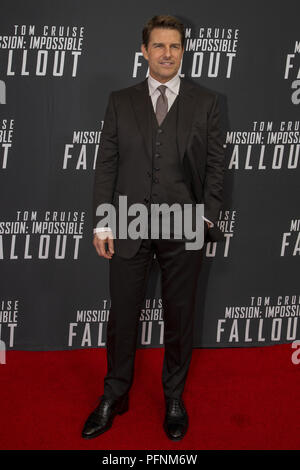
[142,15,185,49]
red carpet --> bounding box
[0,343,299,450]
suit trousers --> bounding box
[103,232,204,401]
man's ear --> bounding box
[141,43,148,61]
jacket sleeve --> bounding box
[92,92,119,230]
[203,93,225,224]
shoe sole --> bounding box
[163,418,188,442]
[82,423,113,440]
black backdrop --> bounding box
[0,0,299,351]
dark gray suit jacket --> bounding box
[93,77,225,257]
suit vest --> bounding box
[148,95,194,205]
[145,94,196,239]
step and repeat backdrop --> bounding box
[0,0,299,351]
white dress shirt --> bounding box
[94,73,213,235]
[147,72,180,112]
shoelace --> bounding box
[94,396,114,414]
[168,399,183,415]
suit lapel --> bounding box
[129,77,197,163]
[176,78,197,162]
[129,79,152,160]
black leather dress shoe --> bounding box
[81,394,129,439]
[163,398,188,441]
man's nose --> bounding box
[163,47,172,57]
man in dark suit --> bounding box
[82,15,225,441]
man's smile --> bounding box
[159,61,174,67]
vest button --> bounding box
[155,153,160,158]
[156,141,161,146]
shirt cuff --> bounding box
[93,227,112,233]
[202,216,214,228]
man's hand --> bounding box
[93,231,114,259]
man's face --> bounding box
[141,28,184,83]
